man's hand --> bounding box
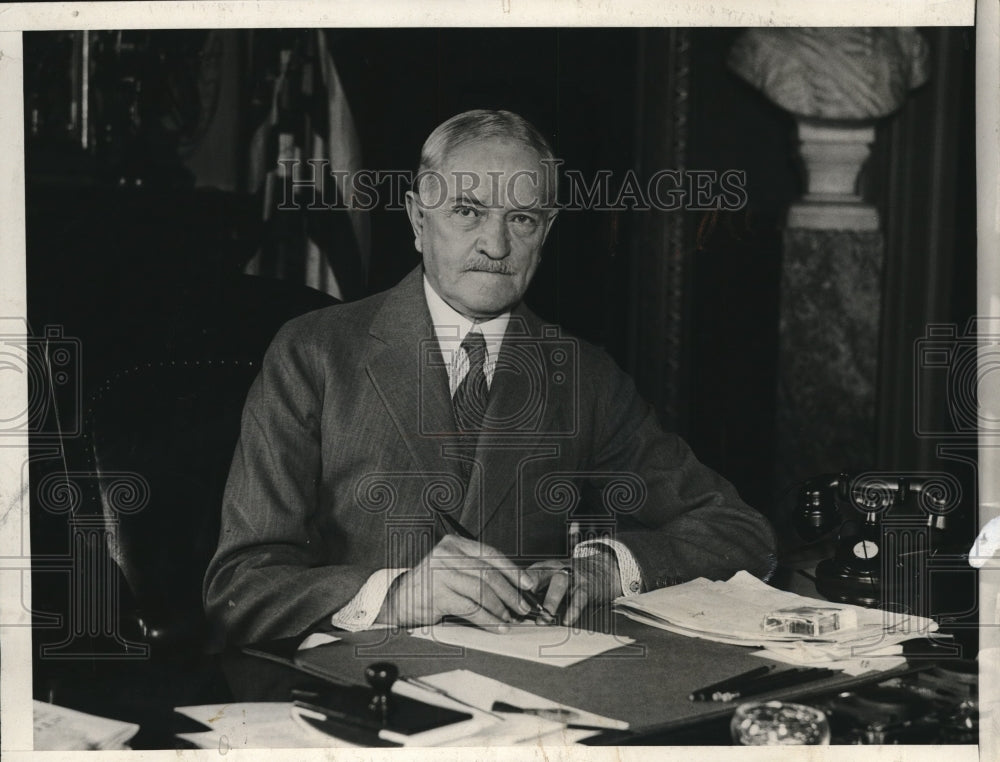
[375,535,535,628]
[526,550,622,627]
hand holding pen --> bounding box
[433,511,623,628]
[525,551,622,627]
[375,514,544,630]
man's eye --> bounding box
[453,205,479,218]
[510,213,539,230]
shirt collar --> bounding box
[422,274,511,354]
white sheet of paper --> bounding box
[297,632,342,651]
[411,668,629,730]
[410,622,633,667]
[428,715,592,747]
[374,702,568,748]
[175,702,349,750]
[390,669,623,745]
[33,700,140,751]
[751,648,908,676]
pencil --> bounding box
[688,665,774,701]
[438,512,553,618]
[711,668,835,702]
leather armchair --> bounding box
[88,274,338,655]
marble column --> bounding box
[728,28,929,488]
[774,227,883,481]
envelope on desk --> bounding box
[395,668,629,745]
[176,702,349,749]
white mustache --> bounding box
[466,260,514,274]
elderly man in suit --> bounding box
[204,109,776,647]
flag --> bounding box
[244,30,369,301]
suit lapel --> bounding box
[365,268,466,499]
[367,271,568,548]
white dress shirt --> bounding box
[422,276,509,395]
[330,276,641,631]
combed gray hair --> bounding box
[416,109,558,206]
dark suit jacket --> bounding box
[204,266,777,646]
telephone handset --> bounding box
[794,472,952,607]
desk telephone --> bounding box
[793,472,956,608]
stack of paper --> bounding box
[33,701,140,751]
[615,571,941,675]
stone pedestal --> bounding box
[775,229,883,485]
[787,121,879,231]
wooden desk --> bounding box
[282,617,910,736]
[34,612,966,748]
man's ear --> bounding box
[404,190,424,254]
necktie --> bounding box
[452,330,488,432]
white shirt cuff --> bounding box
[574,539,643,596]
[330,567,409,632]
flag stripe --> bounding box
[243,30,369,301]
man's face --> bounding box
[405,137,557,320]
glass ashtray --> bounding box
[730,700,831,746]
